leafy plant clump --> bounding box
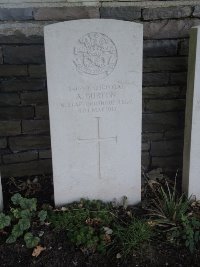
[0,193,47,248]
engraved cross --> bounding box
[78,117,117,179]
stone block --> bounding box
[145,99,185,112]
[142,152,150,170]
[0,8,33,21]
[3,45,45,64]
[143,39,178,57]
[152,155,182,171]
[0,47,2,64]
[22,120,50,134]
[0,65,28,77]
[3,151,38,164]
[0,121,21,136]
[143,73,170,87]
[0,79,46,93]
[142,132,163,142]
[193,6,200,18]
[9,135,51,151]
[144,19,200,39]
[21,91,48,105]
[178,39,189,56]
[143,86,181,99]
[28,65,46,78]
[39,149,52,159]
[170,72,187,85]
[164,129,184,139]
[142,142,150,151]
[0,93,20,106]
[1,159,52,178]
[143,57,188,72]
[34,7,99,20]
[143,112,184,132]
[0,106,34,120]
[100,7,141,20]
[35,105,49,119]
[151,140,183,157]
[0,138,7,149]
[143,6,192,20]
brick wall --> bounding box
[0,3,199,179]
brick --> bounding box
[143,86,181,99]
[22,120,50,134]
[35,105,49,119]
[193,6,200,18]
[34,7,99,20]
[39,149,52,159]
[142,142,150,151]
[164,129,184,139]
[142,132,163,142]
[0,93,20,106]
[0,138,7,149]
[1,159,52,177]
[100,7,141,20]
[9,135,51,151]
[0,121,21,136]
[143,57,188,72]
[152,156,182,171]
[21,91,48,105]
[143,73,170,87]
[0,65,28,77]
[0,106,34,120]
[143,112,184,132]
[145,99,185,112]
[143,6,192,20]
[0,79,46,93]
[151,140,183,157]
[170,72,187,85]
[3,45,45,64]
[144,19,200,39]
[178,39,189,56]
[144,40,178,57]
[28,65,46,78]
[0,8,33,20]
[142,152,150,170]
[3,151,38,164]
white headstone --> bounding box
[44,19,143,206]
[183,26,200,199]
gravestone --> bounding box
[44,19,143,206]
[183,26,200,199]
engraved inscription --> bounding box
[73,32,118,77]
[78,117,117,179]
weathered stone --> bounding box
[3,151,38,164]
[0,79,46,92]
[164,129,184,139]
[22,120,50,134]
[152,156,182,170]
[9,135,51,151]
[0,106,34,120]
[0,93,20,106]
[193,6,200,18]
[34,7,99,20]
[1,159,52,178]
[143,6,192,20]
[179,39,189,56]
[39,149,52,159]
[143,57,188,72]
[0,138,7,149]
[3,45,45,64]
[151,140,183,157]
[142,152,150,170]
[143,86,181,99]
[143,73,170,87]
[142,132,163,142]
[143,112,184,132]
[0,121,21,136]
[35,105,49,119]
[21,91,48,105]
[0,8,33,21]
[145,99,185,112]
[144,39,178,57]
[144,19,200,40]
[100,7,141,20]
[142,142,150,151]
[0,65,28,77]
[170,72,187,85]
[0,47,2,64]
[28,65,46,78]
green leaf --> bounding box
[11,193,22,206]
[11,208,21,219]
[6,234,17,244]
[0,213,11,229]
[19,198,37,211]
[19,218,30,231]
[24,232,40,248]
[20,209,32,219]
[12,223,23,238]
[38,210,47,223]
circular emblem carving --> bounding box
[73,32,118,77]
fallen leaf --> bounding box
[32,245,46,257]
